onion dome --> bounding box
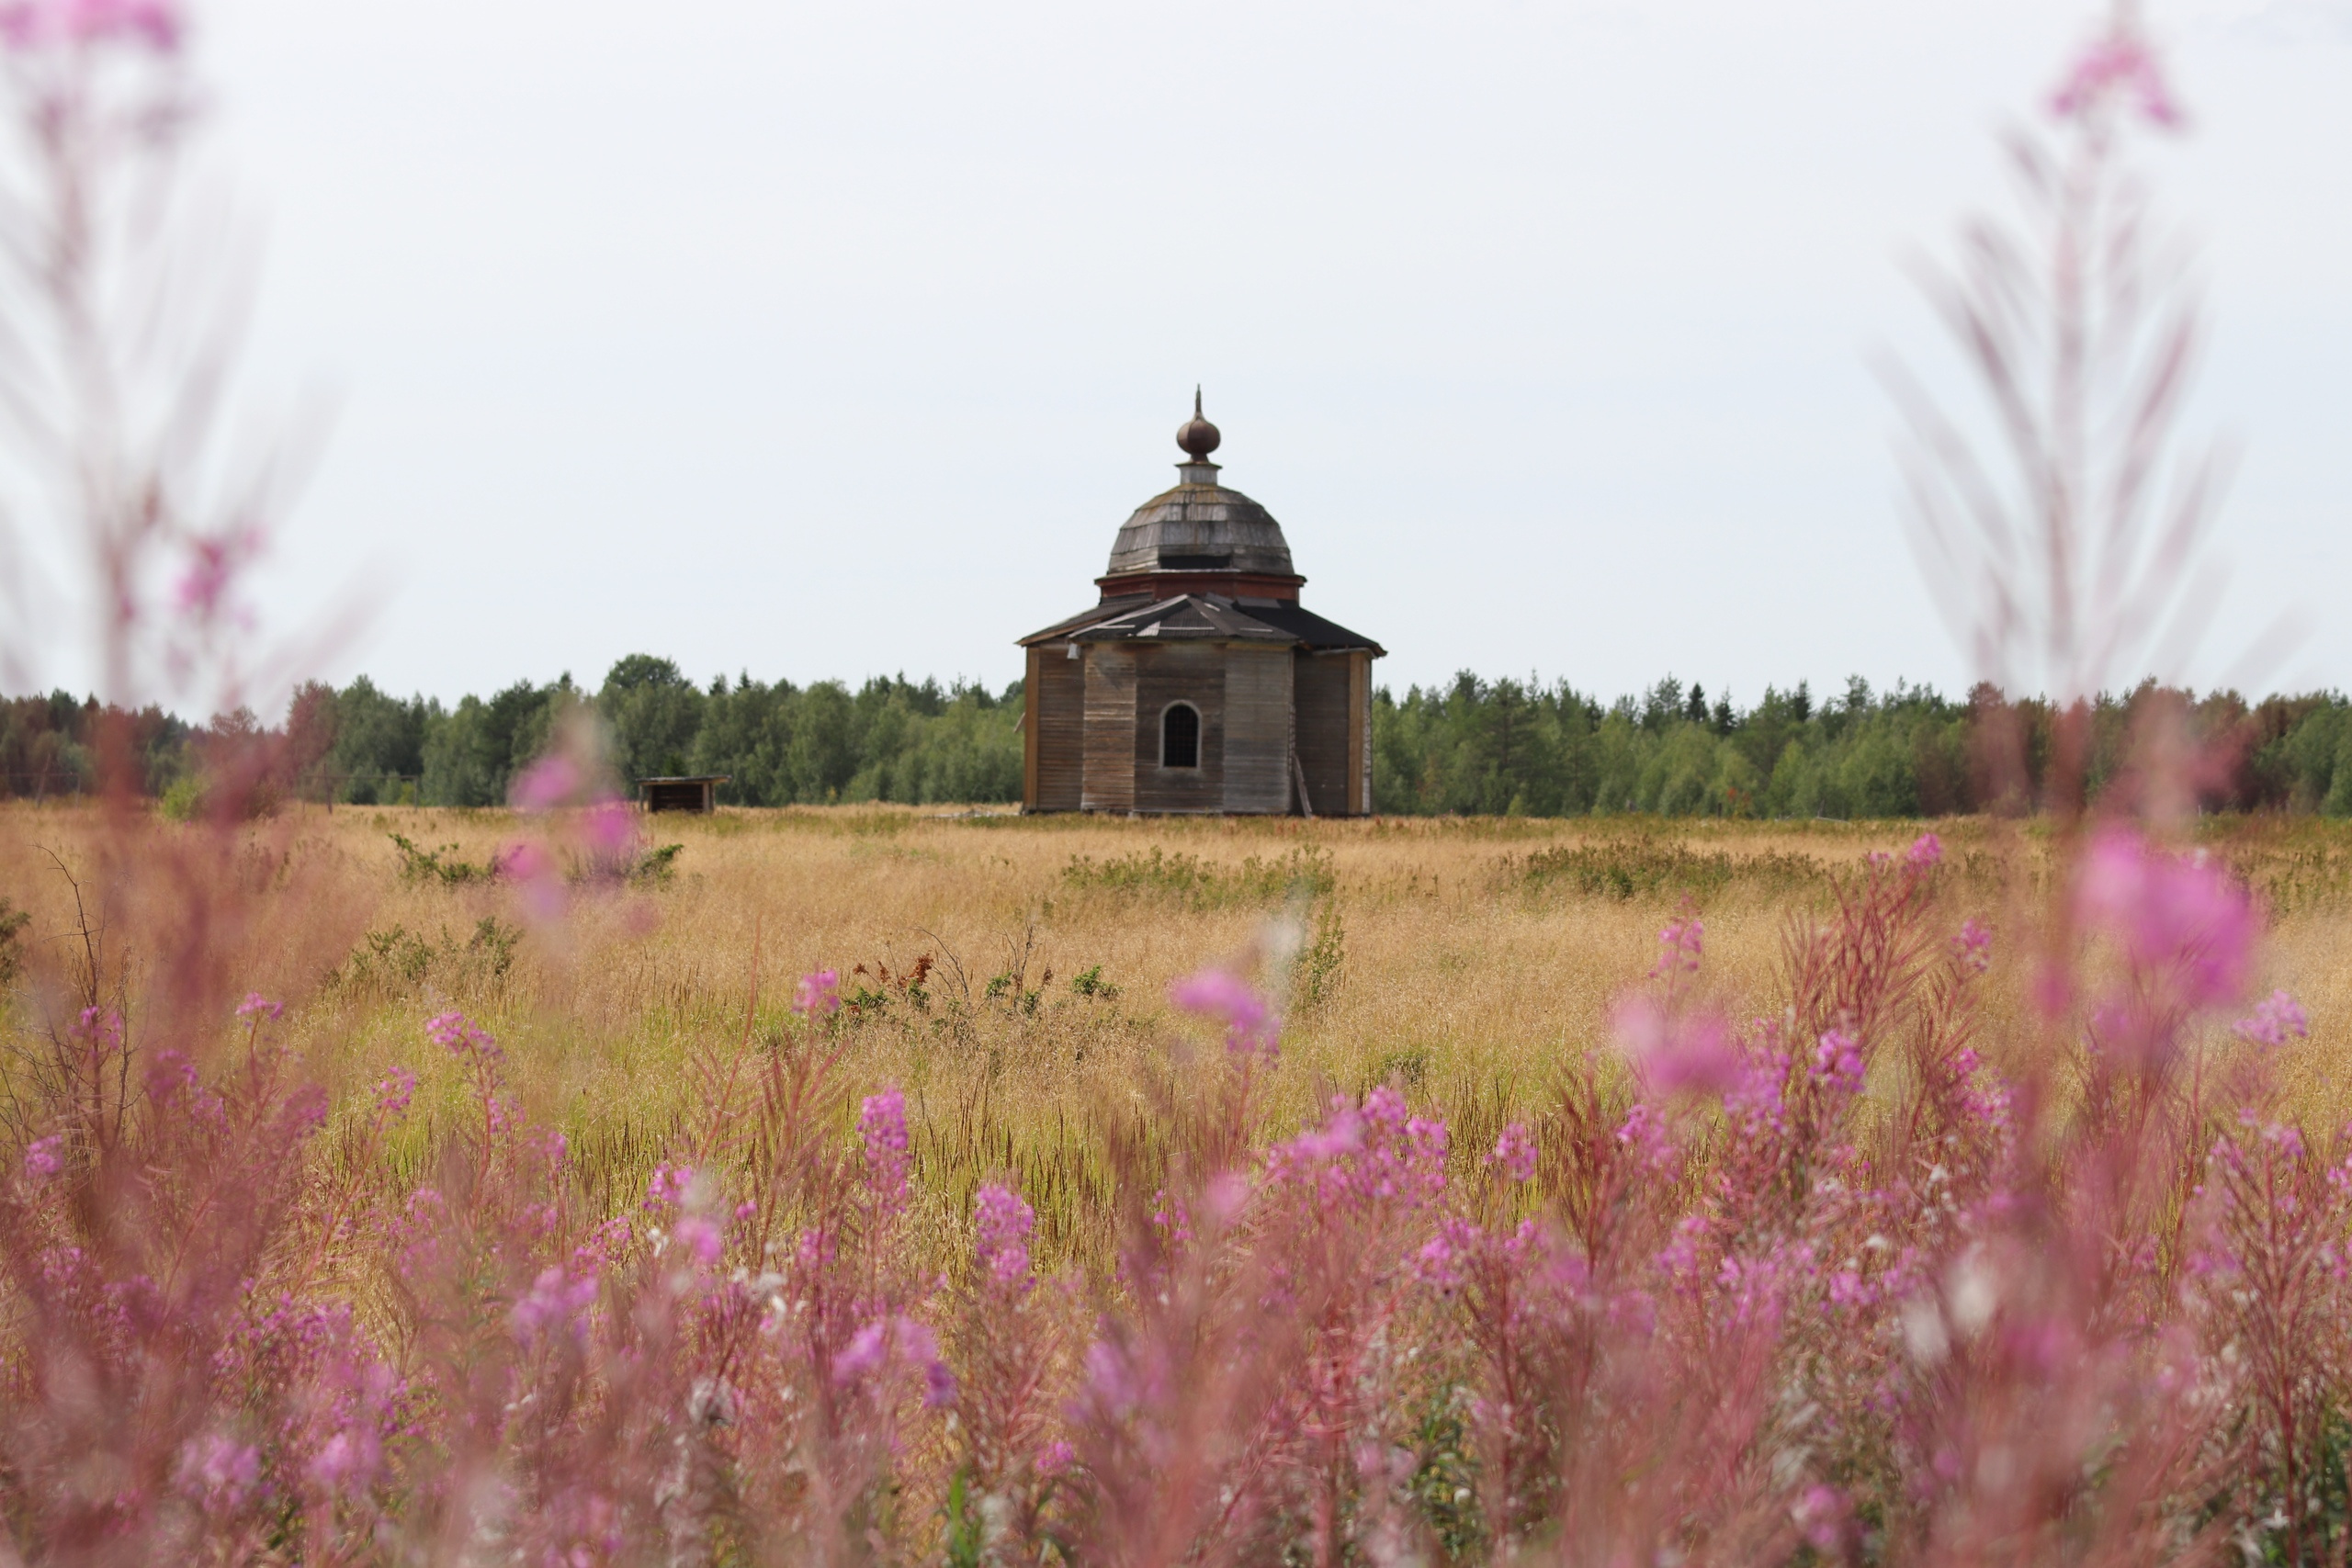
[1175,385,1220,460]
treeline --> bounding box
[1372,675,2352,818]
[0,658,1023,809]
[8,661,2352,818]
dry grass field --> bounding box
[8,801,2352,1274]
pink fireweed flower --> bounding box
[1813,1029,1866,1093]
[22,1134,62,1181]
[1415,1226,1464,1292]
[1611,993,1741,1096]
[1956,919,1994,974]
[1652,917,1703,976]
[644,1163,695,1210]
[2076,829,2256,1008]
[1264,1086,1449,1213]
[0,0,182,53]
[235,991,283,1022]
[1169,966,1278,1062]
[1615,1101,1678,1172]
[833,1314,952,1404]
[2233,988,2310,1050]
[974,1181,1035,1286]
[426,1010,502,1062]
[1487,1121,1538,1183]
[858,1088,910,1212]
[509,753,581,811]
[793,968,841,1018]
[1906,831,1943,869]
[374,1066,416,1121]
[2051,26,2182,129]
[72,1007,124,1055]
[1038,1438,1076,1476]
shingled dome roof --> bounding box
[1102,390,1295,578]
[1104,482,1295,577]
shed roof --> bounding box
[1018,593,1384,657]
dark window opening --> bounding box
[1162,703,1200,769]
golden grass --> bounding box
[7,803,2352,1268]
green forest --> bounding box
[6,658,2352,818]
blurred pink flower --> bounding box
[2076,829,2255,1008]
[582,798,639,858]
[2051,28,2181,129]
[1611,993,1741,1096]
[835,1320,888,1382]
[168,528,256,616]
[1169,966,1279,1062]
[0,0,181,51]
[1813,1028,1865,1092]
[832,1314,950,1404]
[72,1007,124,1055]
[174,1433,258,1511]
[426,1010,501,1062]
[1792,1483,1852,1554]
[793,968,841,1018]
[22,1134,62,1180]
[1038,1438,1076,1476]
[307,1427,381,1497]
[509,753,582,812]
[673,1213,723,1267]
[644,1163,695,1210]
[975,1181,1035,1285]
[235,991,282,1022]
[1487,1121,1538,1183]
[2233,988,2309,1050]
[374,1066,415,1121]
[1652,917,1704,976]
[859,1088,910,1212]
[1906,831,1943,869]
[1956,919,1994,974]
[510,1266,598,1347]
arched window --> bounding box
[1161,702,1201,769]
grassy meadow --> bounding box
[11,801,2352,1274]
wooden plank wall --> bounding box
[1029,644,1086,811]
[1221,644,1294,814]
[1134,643,1226,812]
[1294,651,1353,816]
[1349,651,1372,814]
[1080,645,1137,812]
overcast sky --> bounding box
[62,0,2352,708]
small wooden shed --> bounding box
[639,775,728,814]
[1017,395,1384,816]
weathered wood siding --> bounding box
[1028,644,1086,811]
[1349,651,1372,815]
[1134,643,1226,813]
[1081,645,1137,812]
[1221,643,1294,814]
[1294,651,1353,817]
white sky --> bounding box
[59,0,2352,708]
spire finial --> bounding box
[1176,389,1221,464]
